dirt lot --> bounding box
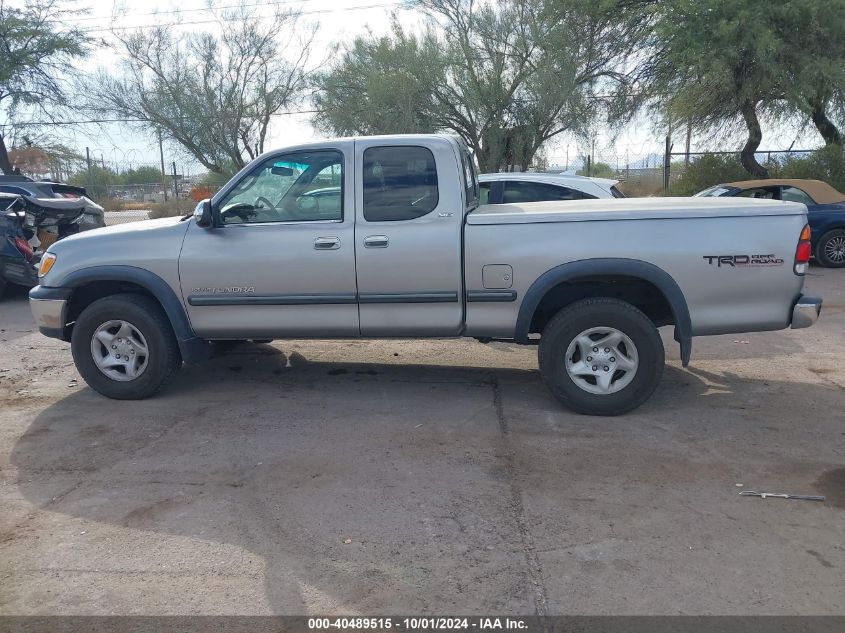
[0,269,843,615]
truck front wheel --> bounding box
[538,298,664,416]
[71,293,181,399]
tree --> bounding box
[774,1,845,146]
[0,0,90,174]
[88,6,316,173]
[122,166,166,186]
[315,0,647,172]
[645,0,845,178]
[67,164,118,200]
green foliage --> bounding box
[67,165,118,199]
[778,145,845,192]
[0,0,91,174]
[646,0,845,176]
[667,146,845,195]
[121,166,164,186]
[315,0,645,171]
[576,161,615,178]
[667,154,749,196]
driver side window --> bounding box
[218,150,344,225]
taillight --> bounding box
[14,236,34,260]
[794,224,811,274]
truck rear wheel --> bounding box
[71,293,181,399]
[538,298,664,416]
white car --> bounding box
[478,172,624,204]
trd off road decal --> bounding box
[703,254,784,268]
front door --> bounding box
[179,144,359,338]
[354,140,464,336]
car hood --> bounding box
[52,215,186,245]
[41,216,191,288]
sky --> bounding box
[9,0,829,176]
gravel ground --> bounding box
[0,268,843,615]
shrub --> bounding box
[148,199,190,219]
[667,154,749,196]
[777,145,845,191]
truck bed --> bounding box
[467,197,806,224]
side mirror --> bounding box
[194,199,213,228]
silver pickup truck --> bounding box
[29,134,821,415]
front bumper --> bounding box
[791,295,822,329]
[29,285,72,339]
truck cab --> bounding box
[183,135,474,338]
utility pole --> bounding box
[685,118,692,167]
[663,134,673,193]
[158,129,168,202]
[85,147,92,196]
[172,161,179,209]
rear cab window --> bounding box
[362,146,439,221]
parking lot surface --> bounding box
[0,269,843,615]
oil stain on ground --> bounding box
[814,467,845,508]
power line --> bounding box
[78,2,402,34]
[54,0,310,23]
[2,110,319,128]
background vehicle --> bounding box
[1,191,89,296]
[478,172,623,204]
[0,175,105,231]
[695,179,845,267]
[30,135,820,415]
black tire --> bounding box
[71,293,181,399]
[0,277,6,299]
[814,229,845,268]
[538,298,664,416]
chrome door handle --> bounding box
[364,235,389,248]
[314,237,340,250]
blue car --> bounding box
[696,179,845,268]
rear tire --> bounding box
[71,293,180,399]
[814,229,845,268]
[538,298,664,416]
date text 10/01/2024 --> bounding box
[307,617,529,630]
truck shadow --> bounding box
[8,347,845,613]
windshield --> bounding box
[694,186,732,197]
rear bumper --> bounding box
[29,285,72,339]
[791,295,822,329]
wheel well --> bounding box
[528,275,674,335]
[65,281,161,335]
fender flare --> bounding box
[515,258,692,366]
[53,265,206,364]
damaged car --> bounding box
[1,191,95,296]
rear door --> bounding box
[354,138,465,336]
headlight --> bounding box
[39,252,57,277]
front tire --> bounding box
[538,298,664,416]
[815,229,845,268]
[71,293,181,399]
